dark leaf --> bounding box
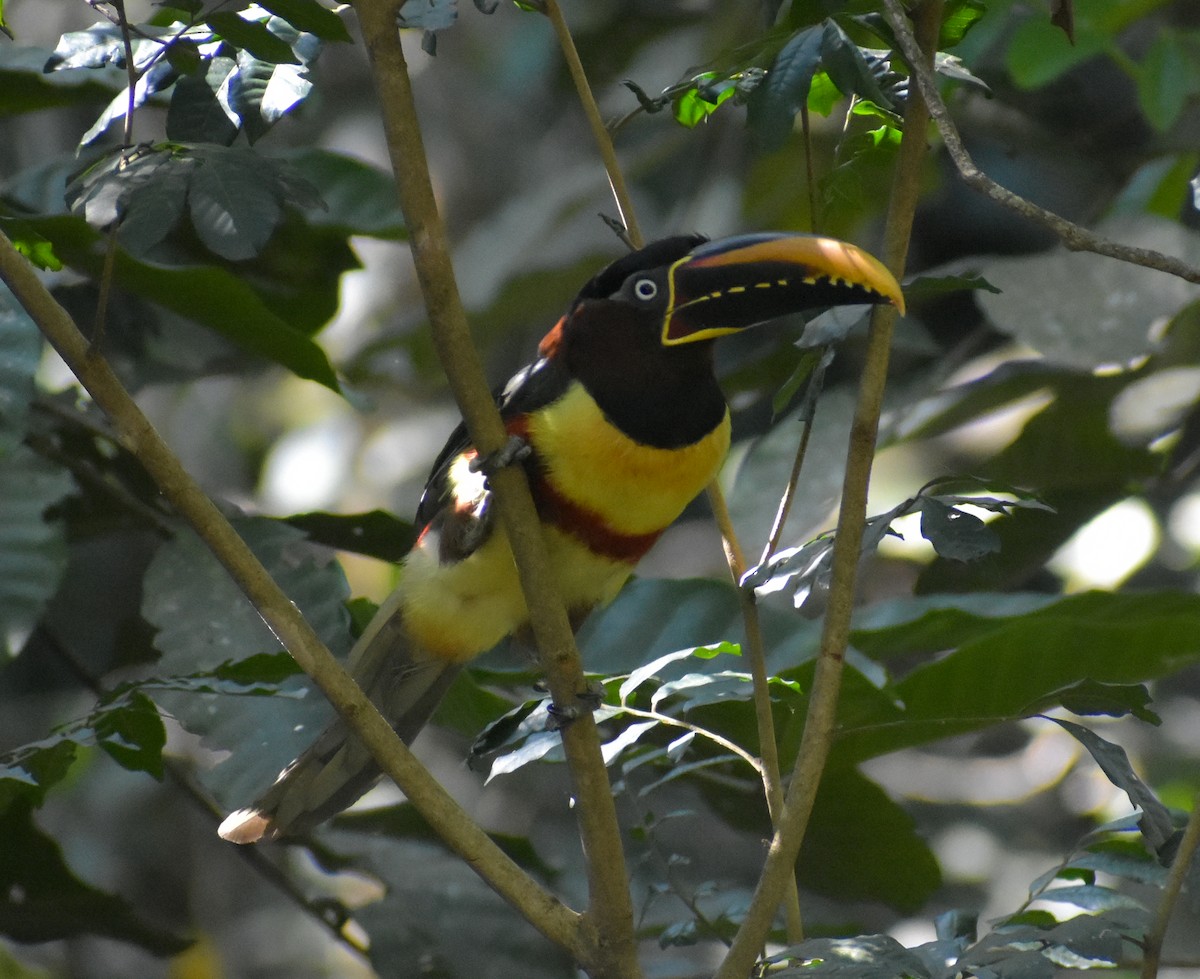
[770,934,932,979]
[0,446,74,659]
[5,213,340,389]
[801,768,942,913]
[280,148,406,239]
[820,21,894,110]
[0,803,190,954]
[1046,718,1175,852]
[335,803,557,879]
[0,289,40,450]
[256,0,352,43]
[1050,0,1075,44]
[166,58,239,143]
[1049,679,1160,724]
[902,272,1001,298]
[918,497,1001,562]
[206,11,299,64]
[747,25,823,151]
[187,147,284,260]
[285,509,416,562]
[0,740,77,812]
[92,691,166,779]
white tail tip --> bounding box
[218,808,276,844]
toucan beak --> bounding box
[661,232,905,345]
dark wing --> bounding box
[412,355,571,562]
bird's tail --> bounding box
[217,590,461,843]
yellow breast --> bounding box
[527,383,731,536]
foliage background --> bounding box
[1,0,1200,977]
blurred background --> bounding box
[2,0,1200,976]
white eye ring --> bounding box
[633,278,658,301]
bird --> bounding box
[218,231,904,843]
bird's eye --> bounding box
[633,278,658,301]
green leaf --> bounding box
[285,508,416,561]
[801,767,942,913]
[939,0,987,48]
[0,740,77,812]
[769,934,933,979]
[747,25,823,151]
[1,213,340,390]
[0,803,190,954]
[673,73,737,128]
[1137,31,1199,132]
[206,11,300,64]
[1005,14,1113,90]
[165,58,239,144]
[902,272,1001,299]
[256,0,352,42]
[1047,718,1175,851]
[187,146,285,260]
[842,591,1200,762]
[335,802,557,879]
[819,21,894,111]
[0,446,74,659]
[281,148,406,239]
[142,518,354,805]
[1049,679,1160,724]
[92,691,166,779]
[0,288,40,451]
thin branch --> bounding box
[1141,791,1200,979]
[881,0,1200,286]
[0,226,583,959]
[353,3,635,974]
[616,705,765,776]
[542,0,807,941]
[543,0,643,248]
[715,3,941,975]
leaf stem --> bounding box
[714,4,940,975]
[1141,791,1200,979]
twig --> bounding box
[542,0,806,939]
[714,3,941,975]
[0,224,583,958]
[881,0,1200,286]
[616,705,765,776]
[353,3,635,974]
[543,0,643,248]
[1141,791,1200,979]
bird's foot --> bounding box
[546,681,606,730]
[469,435,532,477]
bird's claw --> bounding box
[546,682,606,730]
[470,435,532,477]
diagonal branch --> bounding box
[0,226,582,959]
[714,3,943,974]
[881,0,1200,286]
[353,3,638,975]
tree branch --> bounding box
[1141,791,1200,979]
[881,0,1200,286]
[0,228,582,958]
[715,3,942,975]
[353,3,639,975]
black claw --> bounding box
[470,435,532,477]
[547,700,581,730]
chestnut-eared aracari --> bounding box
[218,232,904,843]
